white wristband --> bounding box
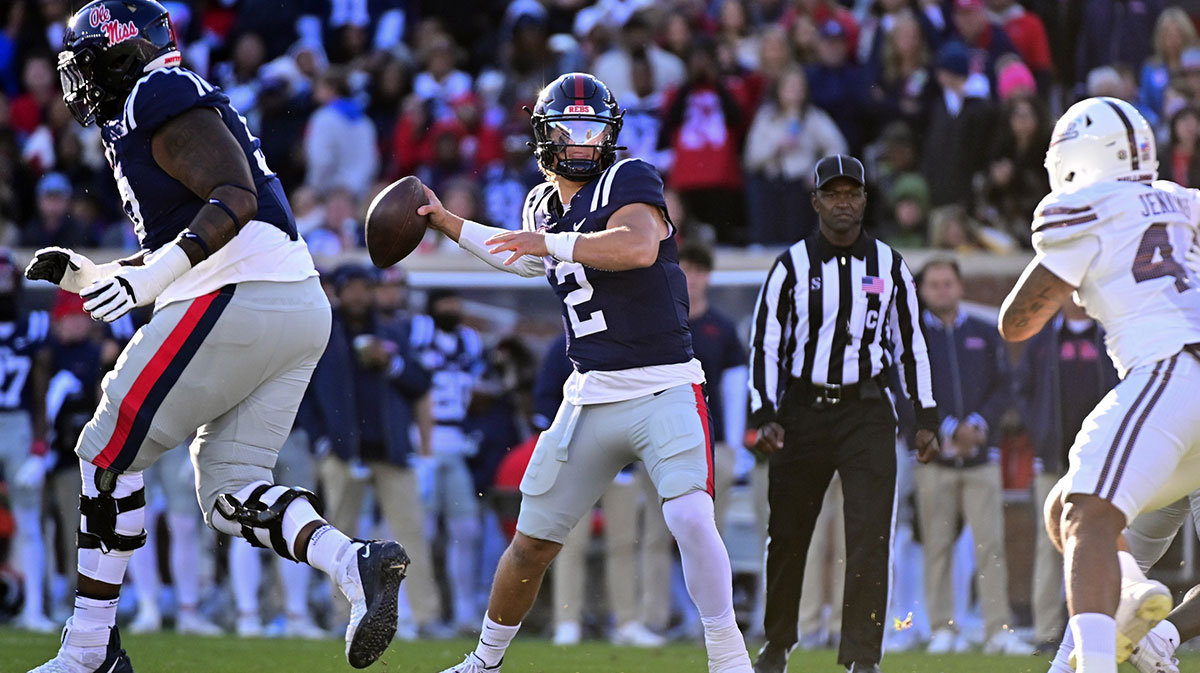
[545,232,580,263]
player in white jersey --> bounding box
[999,97,1200,673]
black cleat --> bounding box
[335,540,411,669]
[753,643,788,673]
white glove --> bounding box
[81,245,191,322]
[14,454,49,489]
[24,247,121,293]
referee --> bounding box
[748,155,941,673]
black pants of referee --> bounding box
[763,392,897,667]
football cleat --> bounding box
[1068,577,1173,668]
[437,652,502,673]
[335,539,410,669]
[28,621,133,673]
[1130,627,1181,673]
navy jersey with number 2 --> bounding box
[523,158,693,373]
[100,66,297,252]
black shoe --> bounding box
[845,662,882,673]
[28,622,134,673]
[336,540,411,669]
[753,643,788,673]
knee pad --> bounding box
[78,462,147,554]
[662,490,715,541]
[214,482,324,562]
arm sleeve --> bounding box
[888,255,939,430]
[748,253,795,428]
[124,68,226,135]
[457,219,545,277]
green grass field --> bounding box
[1,630,1193,673]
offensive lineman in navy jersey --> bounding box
[420,73,753,673]
[21,3,407,671]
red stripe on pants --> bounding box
[692,383,714,496]
[93,290,219,470]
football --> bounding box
[365,175,429,268]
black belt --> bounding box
[787,375,886,410]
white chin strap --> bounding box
[143,50,182,72]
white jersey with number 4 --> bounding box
[1032,179,1200,377]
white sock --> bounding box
[168,513,200,610]
[279,554,313,617]
[1150,619,1180,647]
[128,533,160,614]
[448,515,481,625]
[1117,551,1146,581]
[14,505,46,618]
[474,615,520,668]
[306,524,354,577]
[1070,613,1117,673]
[230,538,262,614]
[74,595,119,633]
[662,492,752,672]
[1048,627,1075,673]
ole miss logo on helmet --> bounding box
[565,105,594,114]
[89,5,139,46]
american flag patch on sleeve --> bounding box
[862,275,885,294]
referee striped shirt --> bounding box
[748,231,939,429]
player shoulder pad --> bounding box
[1031,186,1106,248]
[588,158,667,215]
[122,67,227,135]
[521,182,556,232]
[1151,179,1200,230]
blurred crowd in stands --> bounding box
[0,0,1193,254]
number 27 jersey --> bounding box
[1032,179,1200,377]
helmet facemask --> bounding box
[532,112,623,181]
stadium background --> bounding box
[4,0,1200,668]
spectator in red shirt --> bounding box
[658,36,751,243]
[9,56,55,138]
[986,0,1051,94]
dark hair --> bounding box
[917,257,962,287]
[678,241,715,271]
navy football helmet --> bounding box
[58,0,179,126]
[529,73,624,181]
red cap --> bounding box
[51,290,86,321]
[955,0,985,10]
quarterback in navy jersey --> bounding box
[22,3,407,672]
[422,73,753,673]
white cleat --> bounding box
[27,620,133,673]
[16,612,60,634]
[127,608,161,635]
[552,621,581,646]
[1069,577,1173,668]
[236,613,264,638]
[437,652,501,673]
[982,629,1034,655]
[176,610,222,636]
[926,628,957,654]
[612,621,666,648]
[1129,628,1181,673]
[283,614,328,640]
